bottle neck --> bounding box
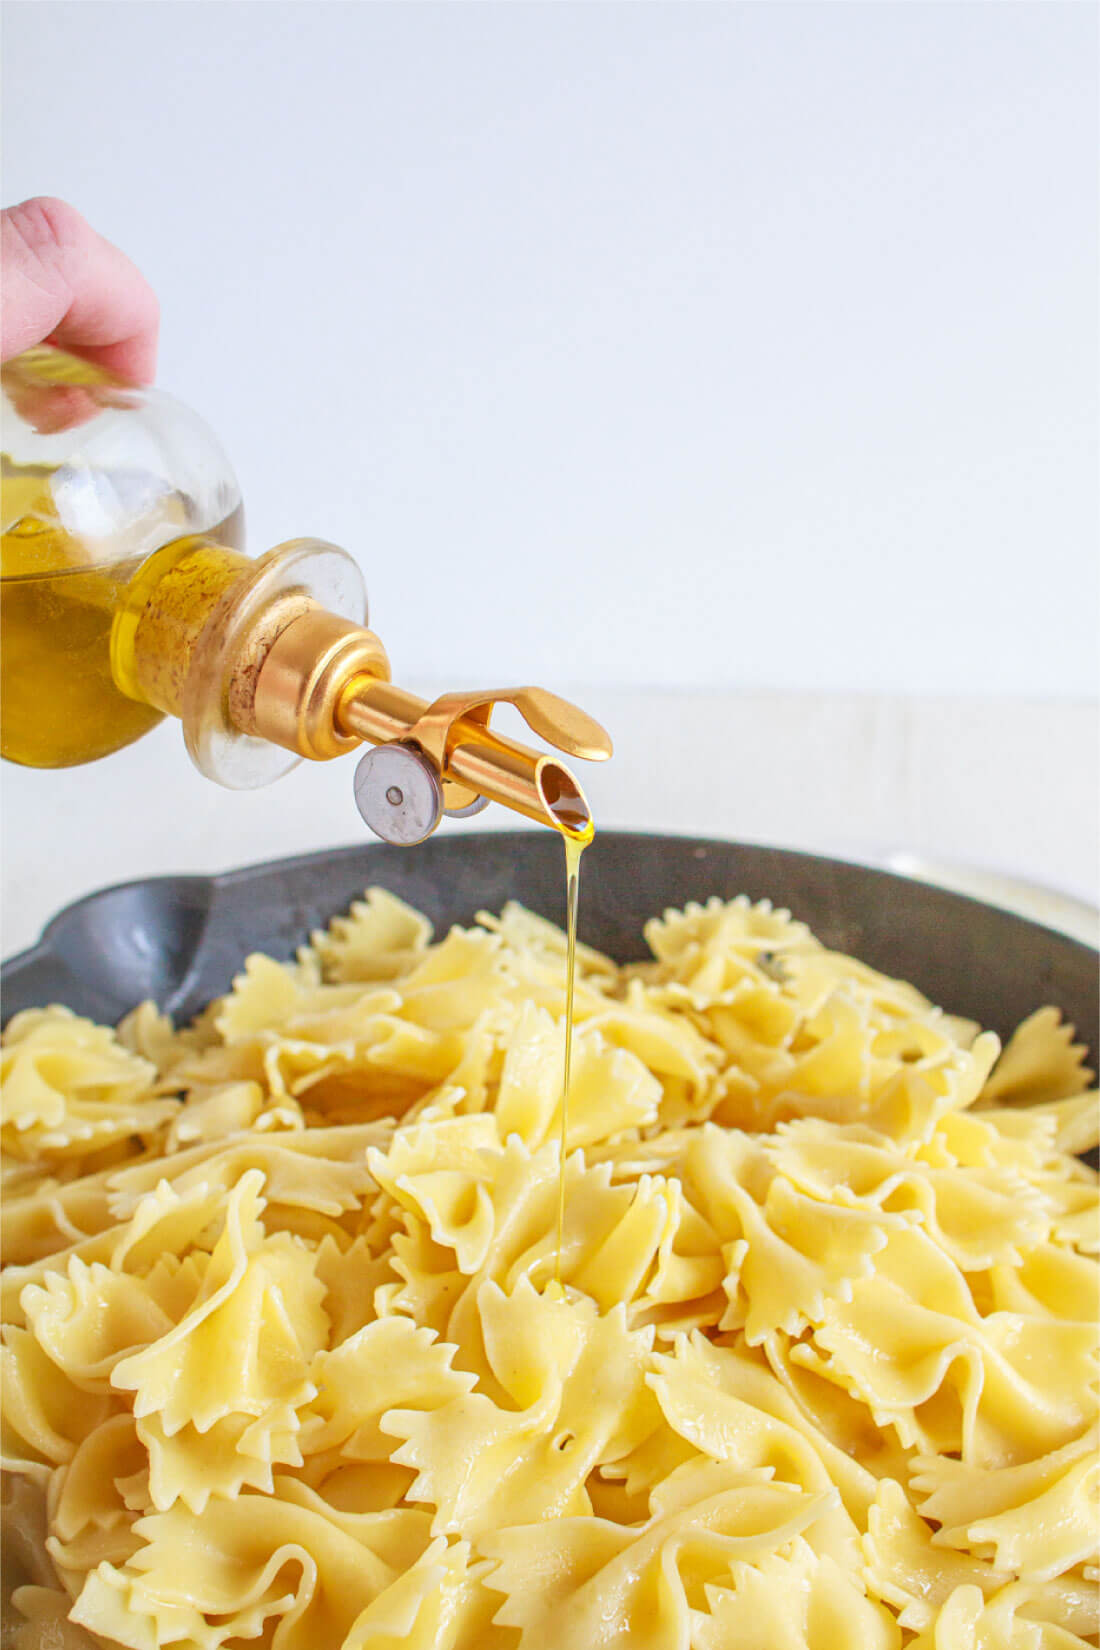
[111,535,372,790]
[111,537,252,718]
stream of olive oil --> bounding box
[554,825,593,1283]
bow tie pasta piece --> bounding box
[859,1031,1001,1144]
[582,983,722,1120]
[107,1174,251,1275]
[307,887,434,984]
[215,953,399,1045]
[212,949,490,1122]
[1038,1171,1100,1256]
[373,1126,679,1345]
[339,1539,510,1650]
[755,992,877,1114]
[481,1463,841,1650]
[49,1412,148,1543]
[6,1585,105,1650]
[669,1125,909,1343]
[137,1405,308,1513]
[494,1002,662,1149]
[477,899,618,979]
[302,1316,476,1462]
[649,1446,864,1576]
[921,1104,1060,1173]
[386,1279,662,1538]
[384,929,512,1035]
[311,1234,399,1346]
[2,1227,130,1333]
[20,1251,204,1390]
[987,1241,1099,1320]
[1,1007,172,1162]
[116,999,201,1073]
[472,904,619,1033]
[979,1008,1094,1109]
[368,1116,503,1267]
[903,1580,1098,1649]
[648,1332,882,1522]
[863,1478,1021,1632]
[693,1541,901,1650]
[2,1171,119,1268]
[771,1118,1050,1272]
[959,1093,1100,1184]
[0,1172,289,1338]
[908,1429,1100,1585]
[106,1121,388,1225]
[795,1224,1099,1467]
[1,1323,117,1479]
[642,896,817,999]
[162,1079,289,1150]
[1018,1092,1100,1159]
[111,1173,328,1443]
[69,1479,441,1650]
[626,1179,726,1338]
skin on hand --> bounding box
[1,197,159,383]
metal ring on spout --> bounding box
[443,794,490,820]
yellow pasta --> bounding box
[1,888,1096,1649]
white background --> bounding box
[2,1,1097,952]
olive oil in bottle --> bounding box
[0,461,244,766]
[1,347,244,767]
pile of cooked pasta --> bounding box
[1,889,1096,1650]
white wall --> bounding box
[4,1,1097,696]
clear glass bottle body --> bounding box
[1,347,244,767]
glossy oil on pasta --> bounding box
[1,891,1097,1650]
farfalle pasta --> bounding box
[1,887,1096,1649]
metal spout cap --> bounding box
[354,743,444,845]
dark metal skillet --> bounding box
[2,835,1096,1085]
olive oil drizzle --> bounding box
[554,825,592,1284]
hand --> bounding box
[1,197,159,383]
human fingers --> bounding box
[2,196,159,382]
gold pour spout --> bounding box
[245,607,612,845]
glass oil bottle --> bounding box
[0,346,611,842]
